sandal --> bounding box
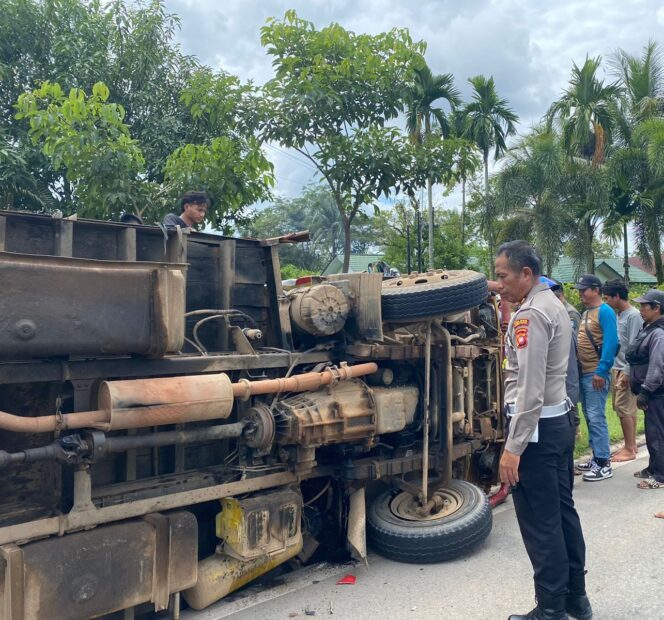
[637,478,664,489]
[634,468,652,479]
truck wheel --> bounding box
[381,270,488,322]
[367,479,492,563]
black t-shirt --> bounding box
[162,213,189,228]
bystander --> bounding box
[574,274,619,482]
[602,279,643,462]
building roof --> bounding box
[550,257,657,285]
[321,254,385,276]
[628,255,663,276]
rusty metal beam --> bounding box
[0,351,332,385]
[0,471,296,546]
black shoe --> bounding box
[575,458,595,472]
[508,607,569,619]
[566,594,592,620]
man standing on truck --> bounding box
[495,241,591,620]
[162,191,210,229]
[574,274,619,482]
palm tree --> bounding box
[495,130,572,275]
[610,40,664,130]
[626,118,664,283]
[405,63,460,270]
[608,42,664,282]
[464,75,518,266]
[449,109,479,246]
[547,56,622,273]
[547,56,622,167]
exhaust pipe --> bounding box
[0,363,378,433]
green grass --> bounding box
[574,401,645,458]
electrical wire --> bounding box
[268,345,327,412]
[303,480,331,507]
[184,336,207,356]
[186,308,259,355]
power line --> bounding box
[264,143,319,173]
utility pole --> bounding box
[406,223,412,274]
[416,210,423,273]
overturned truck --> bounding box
[0,210,505,619]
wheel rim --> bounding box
[389,488,464,522]
[382,269,454,290]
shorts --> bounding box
[612,368,638,418]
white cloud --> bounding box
[165,0,662,198]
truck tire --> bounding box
[381,270,488,322]
[367,479,492,563]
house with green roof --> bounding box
[321,254,385,276]
[550,257,657,285]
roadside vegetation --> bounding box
[575,403,646,458]
[1,1,663,282]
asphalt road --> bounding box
[188,448,663,620]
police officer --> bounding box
[495,241,591,620]
[627,289,664,488]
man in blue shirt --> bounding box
[574,274,620,482]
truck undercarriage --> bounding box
[0,210,504,619]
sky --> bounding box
[164,0,663,207]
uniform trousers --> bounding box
[645,395,664,483]
[511,411,587,601]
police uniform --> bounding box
[504,282,589,619]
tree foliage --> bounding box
[260,11,452,272]
[3,1,664,286]
[377,204,471,274]
[15,81,145,217]
[240,184,374,271]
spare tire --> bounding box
[381,270,488,322]
[367,479,492,563]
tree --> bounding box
[608,42,664,282]
[495,130,572,274]
[463,75,518,268]
[0,129,54,211]
[1,0,200,210]
[547,56,622,167]
[405,63,460,269]
[260,11,432,273]
[547,56,622,272]
[240,184,347,272]
[610,40,664,132]
[450,109,481,245]
[15,81,146,218]
[376,204,469,273]
[15,78,275,226]
[622,118,664,282]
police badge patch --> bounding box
[513,317,529,349]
